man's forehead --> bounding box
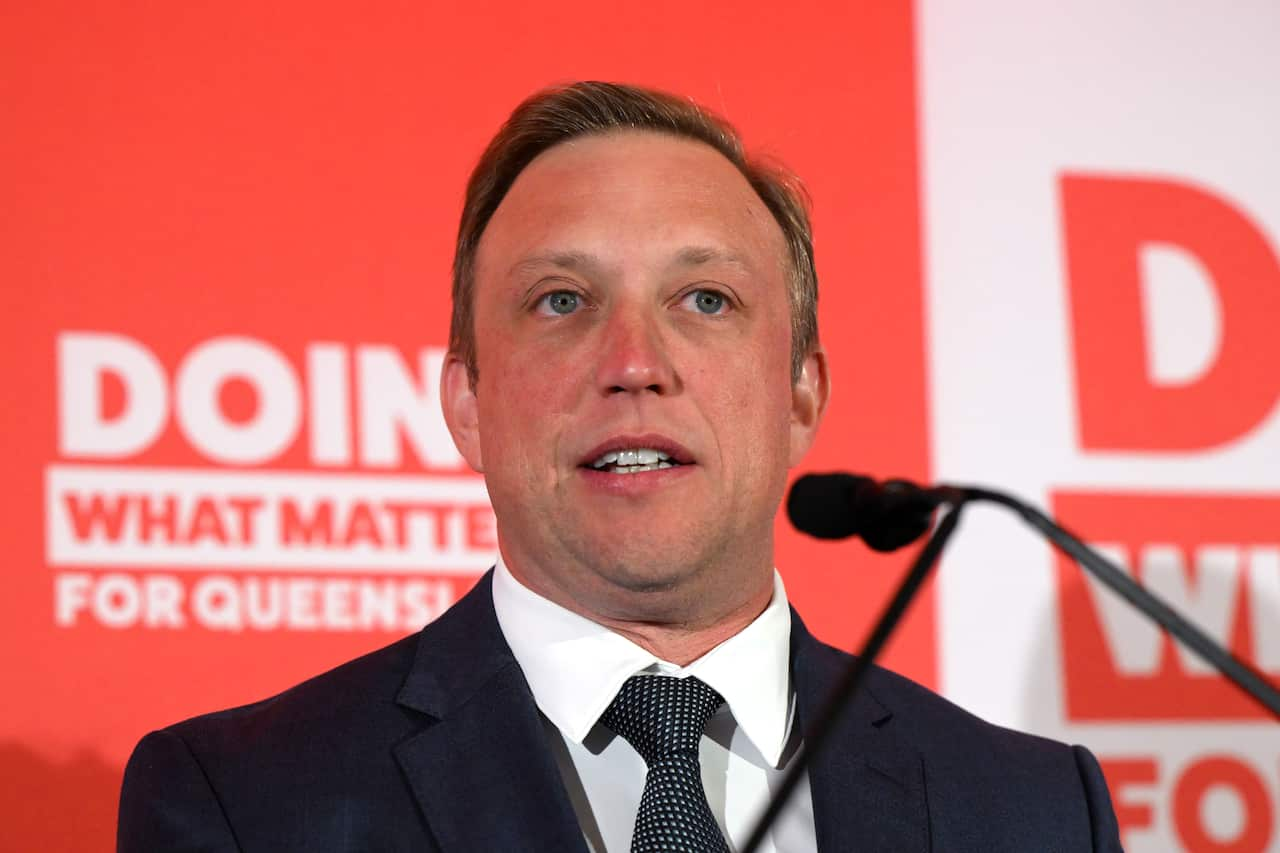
[476,131,788,275]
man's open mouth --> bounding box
[588,447,686,475]
[580,437,696,475]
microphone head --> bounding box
[786,473,877,541]
[786,473,937,552]
[858,480,935,552]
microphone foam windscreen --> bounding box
[786,473,868,540]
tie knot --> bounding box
[601,675,725,765]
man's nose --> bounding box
[593,306,680,397]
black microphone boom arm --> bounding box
[962,484,1280,720]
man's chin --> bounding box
[583,546,726,604]
[603,568,684,595]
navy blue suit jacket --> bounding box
[118,571,1122,851]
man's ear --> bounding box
[789,347,830,466]
[440,353,484,473]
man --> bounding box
[118,82,1121,852]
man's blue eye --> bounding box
[543,291,580,315]
[690,290,726,314]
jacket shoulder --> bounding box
[803,638,1121,850]
[168,630,424,747]
[808,636,1076,763]
[120,632,434,851]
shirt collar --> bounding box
[490,555,794,767]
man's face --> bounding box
[442,131,827,627]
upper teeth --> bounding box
[591,447,672,468]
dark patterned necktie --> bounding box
[601,675,731,853]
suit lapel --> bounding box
[791,610,931,853]
[393,572,590,853]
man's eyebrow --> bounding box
[670,245,754,271]
[508,251,600,277]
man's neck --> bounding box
[588,589,773,666]
[500,554,775,667]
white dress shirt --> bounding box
[491,556,818,853]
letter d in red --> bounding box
[1061,175,1280,450]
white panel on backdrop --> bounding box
[920,2,1280,850]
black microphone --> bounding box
[786,472,956,552]
[749,471,1280,853]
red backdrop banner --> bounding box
[1,2,931,849]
